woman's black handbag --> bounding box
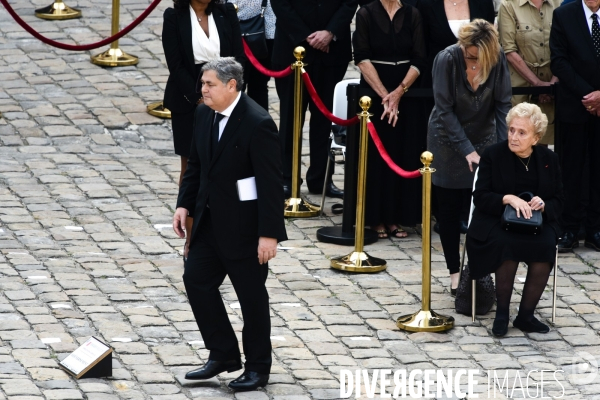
[237,0,268,59]
[501,191,543,234]
[455,262,495,316]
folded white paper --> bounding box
[237,177,257,201]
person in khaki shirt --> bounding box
[498,0,560,144]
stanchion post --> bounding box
[330,97,386,273]
[147,101,172,119]
[284,47,320,218]
[35,0,81,20]
[316,83,378,246]
[91,0,138,67]
[397,152,454,331]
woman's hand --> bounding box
[504,194,533,219]
[381,88,402,127]
[465,151,480,172]
[529,196,545,212]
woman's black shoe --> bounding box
[492,318,509,337]
[513,315,550,333]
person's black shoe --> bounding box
[513,315,550,333]
[283,184,291,199]
[585,231,600,251]
[558,231,579,253]
[309,182,344,199]
[492,318,509,337]
[460,220,468,234]
[185,359,242,380]
[228,371,269,391]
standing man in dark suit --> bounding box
[173,58,287,391]
[271,0,358,199]
[550,0,600,251]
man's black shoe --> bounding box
[558,231,579,253]
[309,182,344,199]
[228,371,269,391]
[585,231,600,251]
[185,359,242,380]
[513,315,550,333]
[492,318,509,337]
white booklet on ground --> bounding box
[237,176,257,201]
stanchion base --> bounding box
[91,48,139,67]
[330,251,386,273]
[147,101,171,119]
[396,309,454,332]
[316,226,378,246]
[35,1,81,20]
[284,197,320,218]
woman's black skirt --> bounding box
[466,222,558,279]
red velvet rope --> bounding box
[301,72,360,127]
[0,0,162,51]
[367,121,421,179]
[242,39,292,79]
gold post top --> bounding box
[293,47,305,61]
[421,151,434,168]
[359,96,372,111]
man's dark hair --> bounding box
[201,57,245,91]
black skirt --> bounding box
[466,222,558,279]
[172,63,204,157]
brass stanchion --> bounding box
[284,47,320,218]
[91,0,138,67]
[35,0,81,20]
[397,152,454,332]
[330,97,386,273]
[147,101,171,119]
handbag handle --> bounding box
[228,0,268,16]
[517,191,535,202]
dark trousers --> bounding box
[183,210,272,374]
[435,185,472,274]
[244,39,274,111]
[560,118,600,234]
[274,61,347,190]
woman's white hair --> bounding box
[506,102,548,139]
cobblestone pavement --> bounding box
[2,1,600,399]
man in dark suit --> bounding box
[173,58,287,391]
[550,0,600,251]
[271,0,358,199]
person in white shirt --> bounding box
[162,0,243,185]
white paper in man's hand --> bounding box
[237,177,257,201]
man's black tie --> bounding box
[593,14,600,57]
[211,112,225,159]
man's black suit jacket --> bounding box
[271,0,358,67]
[550,1,600,123]
[162,4,243,114]
[468,141,564,242]
[176,93,288,259]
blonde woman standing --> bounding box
[427,20,512,295]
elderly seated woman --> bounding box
[466,102,564,337]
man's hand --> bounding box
[307,30,333,52]
[582,90,600,114]
[173,207,188,238]
[257,237,277,265]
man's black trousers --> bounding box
[183,209,272,374]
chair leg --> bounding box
[319,150,332,217]
[471,280,476,322]
[552,245,558,323]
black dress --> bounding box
[353,2,427,227]
[467,152,559,279]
